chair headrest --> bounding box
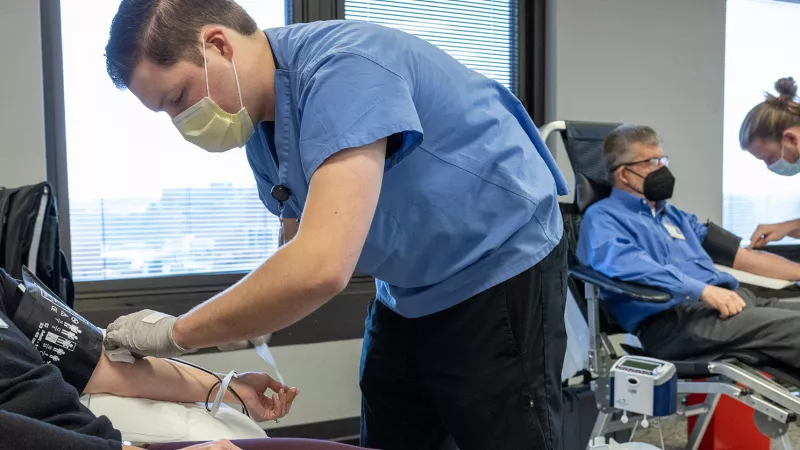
[560,121,621,212]
[575,173,612,214]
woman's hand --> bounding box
[229,372,299,422]
[749,220,800,248]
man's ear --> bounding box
[202,26,234,61]
[614,166,626,186]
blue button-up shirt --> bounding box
[245,21,569,318]
[576,188,739,333]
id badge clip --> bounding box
[271,185,291,243]
[663,222,686,240]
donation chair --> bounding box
[541,120,800,450]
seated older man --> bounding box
[577,124,800,367]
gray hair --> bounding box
[603,124,662,173]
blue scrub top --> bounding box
[246,20,569,318]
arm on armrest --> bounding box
[733,247,800,281]
[569,264,671,302]
[84,353,298,422]
[576,212,706,302]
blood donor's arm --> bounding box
[733,247,800,281]
[84,354,298,422]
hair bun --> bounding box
[775,77,798,100]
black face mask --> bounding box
[625,166,675,201]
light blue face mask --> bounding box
[768,143,800,176]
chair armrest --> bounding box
[569,265,672,303]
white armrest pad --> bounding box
[81,394,267,445]
[713,264,796,290]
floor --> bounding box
[631,415,800,450]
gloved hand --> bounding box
[104,309,194,358]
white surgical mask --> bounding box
[768,142,800,177]
[172,43,255,152]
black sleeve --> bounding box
[0,411,121,450]
[702,221,742,268]
[0,310,122,449]
[386,132,404,159]
[0,268,22,319]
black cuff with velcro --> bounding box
[702,221,742,267]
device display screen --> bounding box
[620,359,660,371]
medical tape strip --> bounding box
[209,369,239,417]
[101,329,135,363]
[254,341,284,385]
[143,311,171,324]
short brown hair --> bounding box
[105,0,260,90]
[603,125,662,173]
[739,77,800,149]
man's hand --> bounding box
[104,309,193,358]
[749,220,800,248]
[230,372,299,422]
[700,285,746,318]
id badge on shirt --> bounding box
[663,222,686,240]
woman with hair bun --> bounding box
[739,77,800,247]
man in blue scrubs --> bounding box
[101,1,569,448]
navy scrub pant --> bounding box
[359,238,568,450]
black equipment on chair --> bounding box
[0,182,74,308]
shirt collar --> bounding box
[609,187,667,215]
[264,28,286,72]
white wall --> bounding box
[546,0,727,223]
[0,0,47,187]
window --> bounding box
[345,0,518,93]
[723,0,800,244]
[59,0,286,281]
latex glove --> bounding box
[104,309,193,358]
[100,329,135,363]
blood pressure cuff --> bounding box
[11,266,102,392]
[702,221,742,268]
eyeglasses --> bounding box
[618,156,669,170]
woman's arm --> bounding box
[84,353,298,421]
[749,219,800,248]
